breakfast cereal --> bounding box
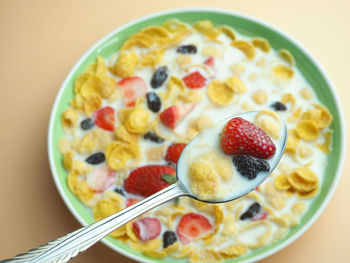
[58,19,333,262]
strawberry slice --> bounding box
[93,106,115,131]
[220,117,276,159]
[165,143,187,164]
[118,76,147,107]
[177,213,212,244]
[133,217,161,241]
[124,165,176,197]
[86,166,115,193]
[204,56,215,67]
[126,198,140,207]
[160,103,195,129]
[183,71,206,89]
[253,210,269,221]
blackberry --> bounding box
[232,155,270,180]
[80,118,94,130]
[143,131,164,143]
[146,92,162,113]
[176,45,197,54]
[151,66,168,88]
[163,231,177,248]
[114,187,125,196]
[271,101,287,111]
[240,202,261,220]
[85,152,105,165]
[255,159,270,172]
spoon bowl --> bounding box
[176,111,288,203]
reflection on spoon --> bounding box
[3,111,287,263]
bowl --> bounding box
[48,7,346,263]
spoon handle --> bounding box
[2,183,186,263]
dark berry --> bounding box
[271,101,287,111]
[240,202,261,220]
[255,159,270,172]
[143,131,164,143]
[232,155,270,180]
[176,45,197,54]
[85,152,105,165]
[80,118,94,130]
[146,92,162,113]
[114,187,125,196]
[163,231,177,248]
[151,66,168,88]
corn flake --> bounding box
[297,185,319,199]
[252,90,267,104]
[272,65,294,80]
[83,94,102,116]
[74,129,113,154]
[217,26,236,41]
[124,106,151,134]
[63,151,74,171]
[70,94,85,111]
[318,131,332,153]
[225,76,247,94]
[288,169,318,192]
[74,73,91,94]
[106,141,141,170]
[110,51,139,78]
[274,174,291,191]
[58,138,71,154]
[230,64,246,76]
[207,79,234,106]
[176,55,192,71]
[278,49,294,65]
[99,75,116,98]
[62,109,78,128]
[285,129,300,154]
[115,125,138,144]
[291,202,306,216]
[300,88,313,100]
[193,20,220,40]
[252,38,270,52]
[296,120,319,140]
[232,41,256,59]
[179,90,203,104]
[67,171,95,202]
[281,93,296,110]
[201,45,223,57]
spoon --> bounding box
[2,111,287,263]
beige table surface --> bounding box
[0,0,349,262]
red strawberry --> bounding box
[220,117,276,159]
[165,143,186,164]
[177,213,212,244]
[124,165,176,197]
[126,198,140,207]
[160,103,195,129]
[133,217,161,241]
[204,56,215,67]
[183,71,206,89]
[86,166,115,193]
[93,106,115,131]
[118,76,147,107]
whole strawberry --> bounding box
[220,117,276,159]
[124,165,176,197]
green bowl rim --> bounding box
[47,7,346,263]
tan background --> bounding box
[0,0,349,262]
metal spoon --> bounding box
[2,111,287,263]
